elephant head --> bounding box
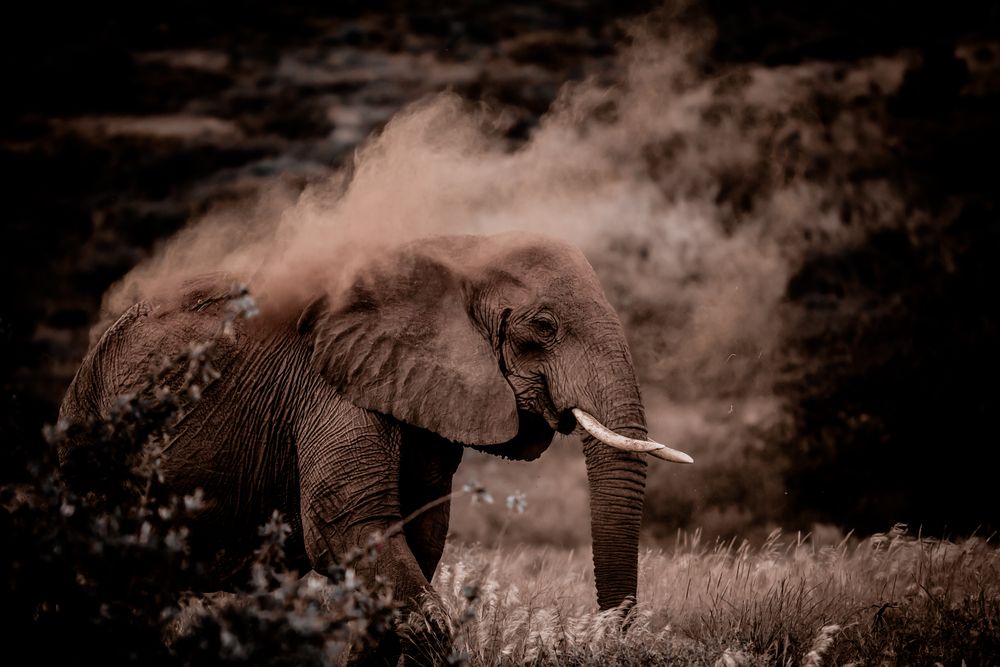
[298,232,691,609]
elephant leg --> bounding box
[296,396,444,664]
[350,533,437,667]
[399,429,464,581]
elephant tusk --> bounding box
[571,408,694,464]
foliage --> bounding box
[762,34,1000,535]
[778,214,1000,534]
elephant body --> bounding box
[58,233,680,659]
[59,293,469,603]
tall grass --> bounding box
[412,525,1000,665]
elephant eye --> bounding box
[529,313,558,339]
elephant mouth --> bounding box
[474,410,555,461]
[529,375,576,436]
[555,409,578,435]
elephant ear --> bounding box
[298,251,518,445]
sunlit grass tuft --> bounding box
[409,526,1000,665]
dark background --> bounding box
[3,0,999,540]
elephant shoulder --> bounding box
[140,273,256,348]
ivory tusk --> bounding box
[571,408,694,464]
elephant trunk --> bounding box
[578,353,649,610]
[584,428,647,610]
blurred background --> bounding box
[2,0,999,549]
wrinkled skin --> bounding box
[59,233,650,660]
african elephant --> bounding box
[57,232,691,659]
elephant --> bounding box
[57,232,691,661]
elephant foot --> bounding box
[398,609,454,667]
[346,615,452,667]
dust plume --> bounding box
[102,7,912,406]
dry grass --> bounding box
[407,525,1000,665]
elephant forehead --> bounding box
[488,244,601,293]
[491,237,589,270]
[377,233,608,307]
[396,232,593,275]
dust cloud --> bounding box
[101,9,911,405]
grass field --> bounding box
[403,527,999,666]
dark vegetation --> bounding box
[772,17,1000,534]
